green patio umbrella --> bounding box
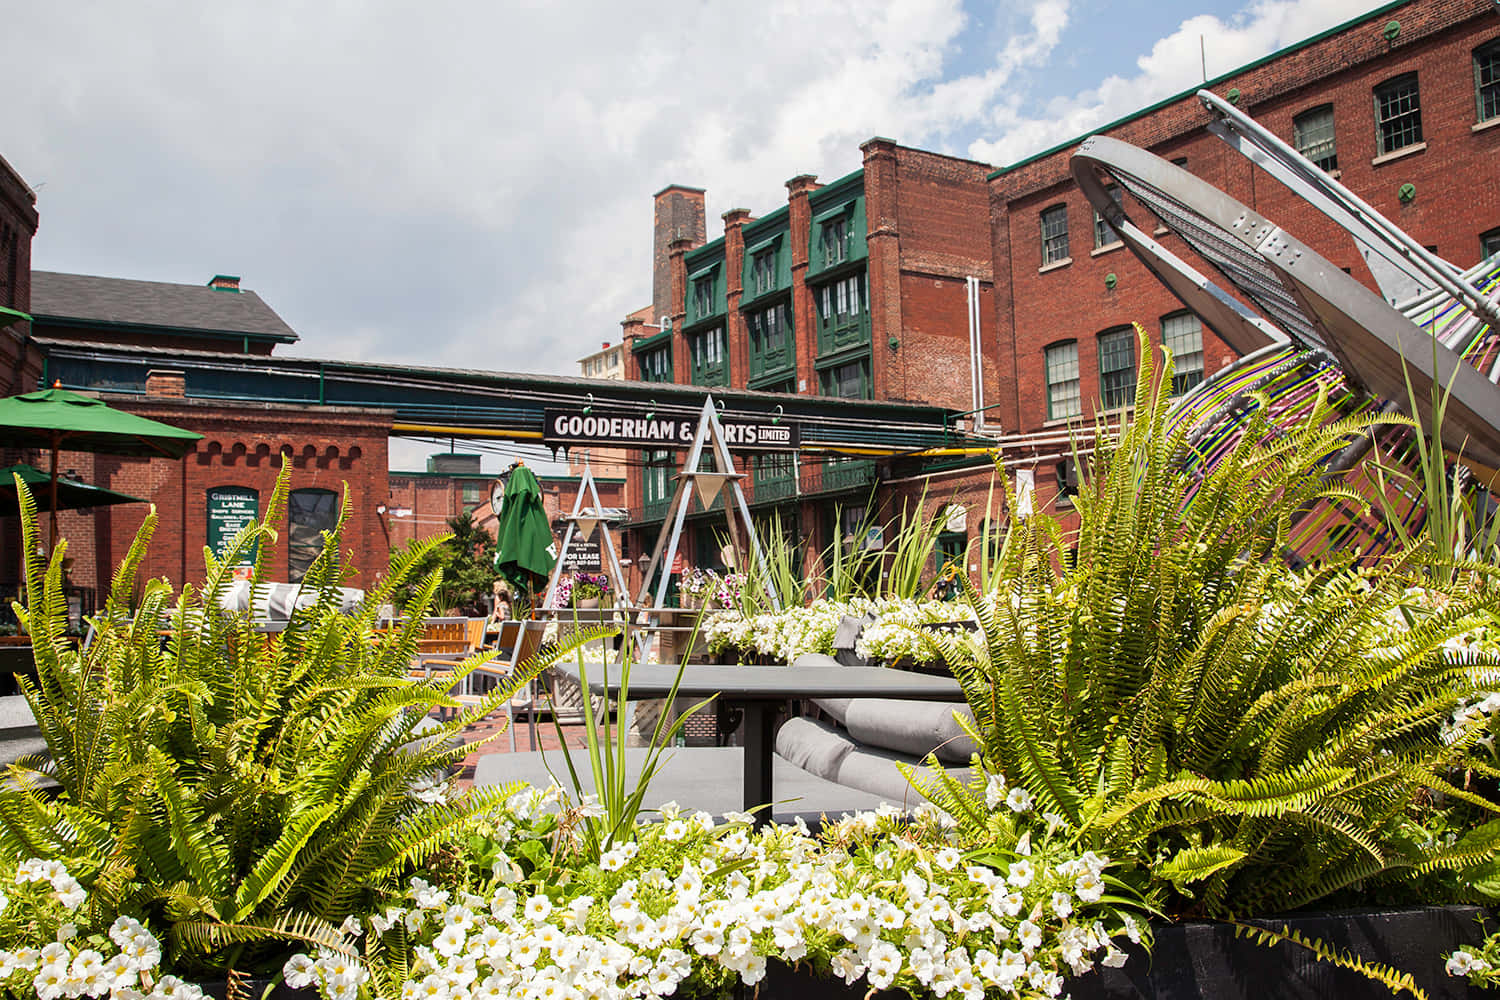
[0,385,202,547]
[493,463,556,608]
[0,463,147,516]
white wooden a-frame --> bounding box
[542,462,631,613]
[632,397,781,617]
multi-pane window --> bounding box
[1093,185,1124,248]
[690,326,726,385]
[1044,341,1081,420]
[1478,41,1500,123]
[748,302,793,377]
[640,345,672,383]
[1293,104,1338,171]
[752,251,777,297]
[644,450,673,507]
[820,358,870,399]
[822,217,849,266]
[816,272,869,353]
[1162,312,1205,396]
[1040,205,1069,265]
[693,275,716,320]
[1374,74,1422,155]
[1097,327,1136,410]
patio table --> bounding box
[555,661,962,828]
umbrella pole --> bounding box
[48,435,60,554]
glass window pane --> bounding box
[1479,43,1500,123]
[1041,205,1069,264]
[288,488,339,583]
[1293,105,1338,171]
[1162,313,1205,396]
[1097,328,1136,410]
[1045,341,1080,420]
[1375,74,1422,154]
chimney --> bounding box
[652,185,706,328]
[145,369,186,398]
[208,274,241,292]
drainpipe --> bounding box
[967,276,985,431]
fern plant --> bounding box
[916,326,1500,919]
[0,467,566,976]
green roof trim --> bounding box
[986,0,1412,181]
[0,305,32,326]
[687,262,720,281]
[812,199,858,225]
[631,328,673,353]
[684,240,726,270]
[745,232,783,257]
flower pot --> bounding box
[574,597,601,610]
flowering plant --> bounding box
[555,572,611,607]
[0,860,195,1000]
[675,568,718,607]
[282,778,1146,1000]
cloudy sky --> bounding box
[6,0,1382,471]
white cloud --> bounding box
[967,0,1381,166]
[2,0,1383,477]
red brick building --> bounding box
[621,0,1500,569]
[989,0,1500,508]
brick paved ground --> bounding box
[451,710,634,787]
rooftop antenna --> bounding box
[1200,35,1207,83]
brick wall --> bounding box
[55,399,395,596]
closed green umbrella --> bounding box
[0,386,202,547]
[493,463,556,606]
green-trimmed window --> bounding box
[643,449,673,515]
[1478,41,1500,123]
[1374,73,1422,155]
[815,272,869,354]
[819,357,870,399]
[1484,228,1500,261]
[1045,341,1080,420]
[639,344,673,383]
[1098,327,1136,410]
[1040,204,1069,265]
[689,326,726,386]
[753,453,796,502]
[1093,185,1123,248]
[748,302,794,381]
[692,274,717,321]
[1162,312,1205,396]
[752,250,776,297]
[1293,104,1338,171]
[822,216,850,266]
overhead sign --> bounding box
[544,408,799,451]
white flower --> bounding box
[662,819,688,841]
[1017,919,1043,951]
[985,774,1007,809]
[1050,891,1073,919]
[1006,859,1035,888]
[284,954,319,990]
[866,942,902,989]
[934,847,960,871]
[1447,950,1482,976]
[523,895,553,924]
[1006,786,1033,813]
[1075,870,1106,902]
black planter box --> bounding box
[737,906,1493,1000]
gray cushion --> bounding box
[791,652,840,669]
[774,716,856,782]
[842,699,979,764]
[812,697,852,724]
[833,614,874,666]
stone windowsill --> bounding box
[1370,141,1427,167]
[1090,241,1124,257]
[1038,257,1073,274]
[1473,117,1500,135]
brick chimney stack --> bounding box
[652,186,706,328]
[208,274,241,292]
